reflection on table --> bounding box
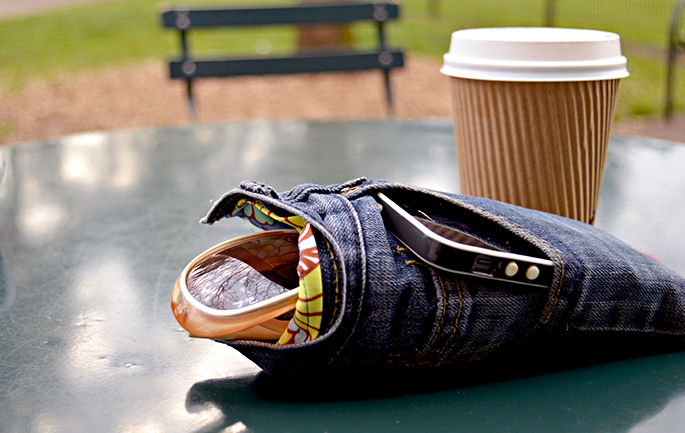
[0,121,684,433]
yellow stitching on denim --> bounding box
[542,259,565,324]
[446,334,533,365]
[479,210,565,325]
[436,337,510,367]
[437,276,463,359]
[398,247,423,267]
[419,273,448,355]
[452,316,550,361]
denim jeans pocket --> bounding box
[193,178,685,373]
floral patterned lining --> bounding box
[230,199,323,344]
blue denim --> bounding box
[201,178,685,374]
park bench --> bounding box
[160,1,405,117]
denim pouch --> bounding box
[200,178,685,374]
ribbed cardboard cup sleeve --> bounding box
[450,77,620,224]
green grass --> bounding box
[0,121,13,142]
[616,50,684,119]
[1,0,684,119]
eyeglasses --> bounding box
[171,229,301,341]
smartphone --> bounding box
[376,192,554,288]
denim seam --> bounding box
[345,179,402,200]
[390,246,442,360]
[323,237,340,331]
[456,343,506,358]
[436,275,463,364]
[207,190,352,352]
[419,271,448,356]
[451,320,554,361]
[478,209,566,326]
[429,209,566,362]
[325,194,367,366]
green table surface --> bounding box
[1,120,685,433]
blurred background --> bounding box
[1,0,685,145]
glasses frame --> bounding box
[171,229,300,340]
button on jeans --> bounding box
[200,178,685,374]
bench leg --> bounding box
[665,0,685,120]
[384,69,394,117]
[186,78,197,120]
[666,46,678,120]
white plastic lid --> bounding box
[441,27,629,82]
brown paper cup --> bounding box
[450,78,620,224]
[441,28,629,224]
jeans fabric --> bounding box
[201,178,685,374]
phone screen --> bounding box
[414,216,502,251]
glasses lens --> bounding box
[185,231,300,311]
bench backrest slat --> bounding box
[161,3,400,29]
[161,2,403,117]
[170,51,404,78]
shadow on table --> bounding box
[185,333,685,432]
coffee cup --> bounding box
[441,27,629,224]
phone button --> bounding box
[526,265,541,281]
[504,261,519,277]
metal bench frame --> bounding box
[666,0,685,120]
[161,2,404,117]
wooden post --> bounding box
[545,0,557,27]
[297,0,353,51]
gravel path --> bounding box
[0,0,683,145]
[2,56,684,146]
[0,57,455,145]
